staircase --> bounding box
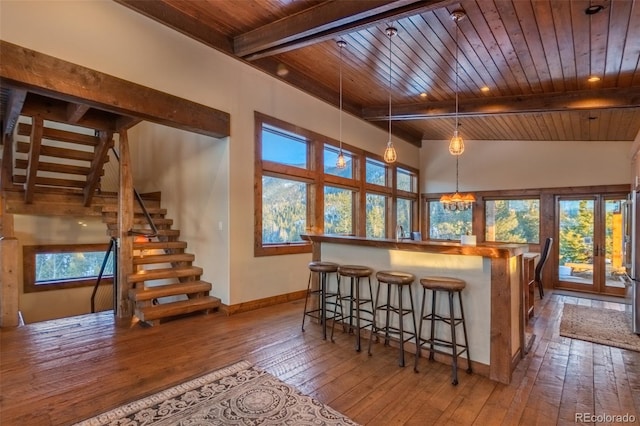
[101,196,221,326]
[6,116,220,326]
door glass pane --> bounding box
[605,198,628,289]
[324,186,354,235]
[366,193,386,238]
[558,199,594,285]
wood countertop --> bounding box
[301,234,528,259]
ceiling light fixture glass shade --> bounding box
[383,26,397,164]
[449,10,466,156]
[440,154,475,211]
[336,40,347,169]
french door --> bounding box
[555,194,628,296]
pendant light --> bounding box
[336,40,347,169]
[383,26,397,163]
[439,155,475,211]
[449,10,465,156]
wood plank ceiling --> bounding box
[116,0,640,147]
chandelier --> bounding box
[440,155,475,211]
[383,26,397,163]
[336,39,347,169]
[449,10,465,156]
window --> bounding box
[324,186,354,235]
[427,200,472,240]
[262,125,308,169]
[324,144,353,178]
[485,199,540,243]
[23,244,113,293]
[396,198,412,238]
[366,193,387,238]
[366,158,387,186]
[262,176,307,244]
[397,167,417,192]
[255,112,419,255]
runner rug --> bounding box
[559,303,640,352]
[73,360,359,426]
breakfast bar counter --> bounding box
[301,234,529,385]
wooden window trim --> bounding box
[23,243,113,293]
[255,111,420,256]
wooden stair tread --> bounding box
[103,217,173,225]
[133,241,187,250]
[133,253,195,265]
[136,296,221,322]
[128,266,203,283]
[129,281,211,301]
[102,205,166,215]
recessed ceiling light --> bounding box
[585,4,604,15]
[587,75,601,82]
[419,92,428,99]
[480,86,490,93]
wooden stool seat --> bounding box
[376,271,415,286]
[420,276,466,292]
[338,265,373,278]
[308,261,339,273]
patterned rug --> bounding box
[560,304,640,352]
[73,360,358,425]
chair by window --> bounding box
[535,237,553,298]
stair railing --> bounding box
[91,237,118,313]
[109,147,159,237]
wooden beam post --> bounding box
[0,189,19,327]
[117,130,133,318]
[24,116,44,204]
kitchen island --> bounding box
[302,234,529,385]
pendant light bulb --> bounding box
[384,26,397,164]
[449,129,464,155]
[336,39,347,169]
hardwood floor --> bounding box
[1,291,639,425]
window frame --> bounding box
[484,196,541,244]
[255,112,420,256]
[23,243,113,293]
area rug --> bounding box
[559,303,640,352]
[73,360,358,425]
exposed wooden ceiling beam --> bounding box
[2,88,27,137]
[362,87,640,121]
[66,102,90,123]
[113,0,234,54]
[235,0,455,60]
[0,41,230,139]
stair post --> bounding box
[117,129,134,318]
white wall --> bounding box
[0,0,420,307]
[420,139,632,193]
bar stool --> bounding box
[330,264,374,351]
[367,270,418,367]
[301,261,341,340]
[414,276,472,385]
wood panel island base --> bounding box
[302,234,529,385]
